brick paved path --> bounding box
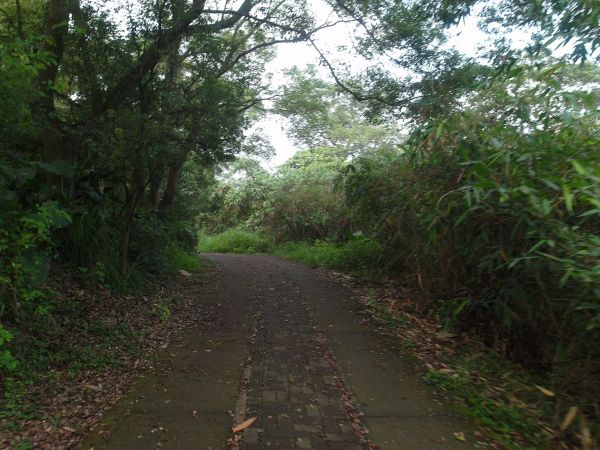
[241,281,365,449]
[81,254,481,450]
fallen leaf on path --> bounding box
[232,417,257,433]
[63,427,76,433]
[534,385,555,397]
[453,432,466,442]
[560,406,578,431]
[179,270,191,277]
[579,418,593,450]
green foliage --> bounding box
[152,298,172,323]
[197,229,274,254]
[275,66,401,152]
[423,368,542,449]
[0,183,72,368]
[261,149,350,242]
[199,147,353,243]
[0,326,17,371]
[0,37,50,149]
[340,62,600,417]
[169,248,204,274]
[275,237,383,276]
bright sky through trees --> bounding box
[258,0,530,169]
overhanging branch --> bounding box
[308,37,417,108]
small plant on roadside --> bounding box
[153,299,171,323]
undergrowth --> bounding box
[197,229,384,277]
[422,355,549,449]
[275,237,384,278]
[197,228,274,253]
[361,286,583,449]
[0,250,205,426]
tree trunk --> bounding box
[119,157,145,275]
[158,152,188,214]
[147,163,164,208]
[38,0,70,166]
[119,85,149,275]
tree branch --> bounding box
[90,0,254,118]
[215,19,354,77]
[308,37,416,108]
[14,0,24,39]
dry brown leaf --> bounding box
[232,416,257,433]
[63,426,76,433]
[560,406,578,431]
[534,385,555,397]
[578,416,593,450]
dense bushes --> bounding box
[199,148,351,242]
[275,238,383,276]
[339,64,600,408]
[197,229,274,254]
[196,230,382,276]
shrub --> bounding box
[341,62,600,410]
[276,237,383,276]
[197,229,274,253]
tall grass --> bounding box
[275,237,383,277]
[197,228,274,253]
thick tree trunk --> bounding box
[158,152,188,214]
[119,158,145,275]
[38,0,70,166]
[147,164,164,208]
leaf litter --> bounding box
[0,270,216,450]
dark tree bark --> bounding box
[147,163,164,208]
[158,146,191,214]
[119,159,145,275]
[119,85,150,275]
[15,0,24,39]
[37,0,70,166]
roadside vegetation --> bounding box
[197,54,600,450]
[1,0,599,448]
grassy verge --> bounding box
[353,287,574,449]
[197,228,274,254]
[197,229,384,278]
[274,238,383,278]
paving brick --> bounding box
[306,404,320,418]
[293,423,322,433]
[243,428,260,445]
[262,390,277,402]
[296,436,312,449]
[237,282,364,450]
